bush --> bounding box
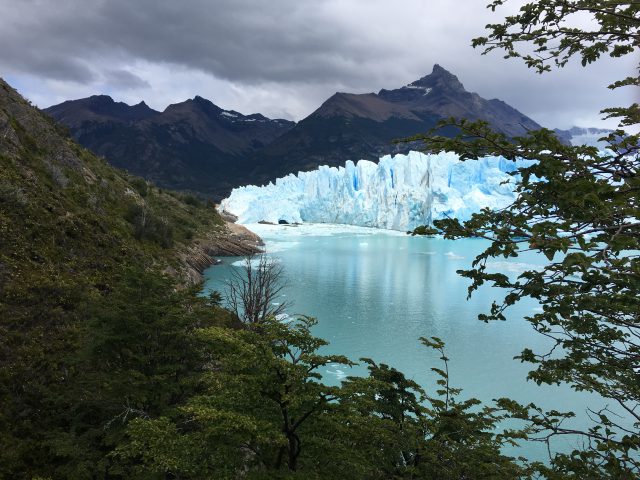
[124,203,173,248]
[129,178,148,197]
[182,194,202,207]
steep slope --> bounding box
[245,64,542,185]
[377,64,540,137]
[0,77,262,477]
[1,81,260,287]
[45,95,295,199]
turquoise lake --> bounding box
[203,223,605,461]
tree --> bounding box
[119,318,528,479]
[411,1,639,477]
[338,340,527,480]
[224,254,289,327]
[119,316,356,478]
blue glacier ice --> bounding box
[220,151,530,231]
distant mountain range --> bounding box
[45,65,561,200]
[245,65,544,188]
[45,94,294,198]
[554,126,614,147]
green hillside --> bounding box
[0,79,249,477]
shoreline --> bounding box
[182,218,411,285]
[178,220,264,285]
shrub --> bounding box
[124,203,173,248]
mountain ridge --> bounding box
[45,93,295,198]
[241,64,543,186]
[46,65,550,199]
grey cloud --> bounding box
[104,69,150,90]
[0,0,396,85]
[0,0,632,127]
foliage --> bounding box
[182,193,203,207]
[0,78,227,478]
[410,0,640,477]
[119,316,353,478]
[124,203,174,248]
[122,321,526,479]
[417,337,528,479]
[129,177,149,197]
[476,0,639,73]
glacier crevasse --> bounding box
[220,151,528,231]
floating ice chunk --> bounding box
[231,257,279,268]
[485,261,543,274]
[326,368,348,380]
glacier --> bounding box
[220,151,529,231]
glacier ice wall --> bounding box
[220,151,527,231]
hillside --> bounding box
[0,77,261,477]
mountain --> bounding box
[44,94,160,126]
[221,151,526,231]
[554,126,614,147]
[379,64,540,137]
[45,95,295,199]
[46,65,544,198]
[241,64,543,185]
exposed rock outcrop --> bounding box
[178,222,263,284]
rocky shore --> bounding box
[178,220,264,285]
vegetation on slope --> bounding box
[0,78,236,477]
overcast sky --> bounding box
[1,0,636,129]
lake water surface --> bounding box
[203,223,605,461]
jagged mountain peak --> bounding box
[80,95,158,115]
[44,93,159,125]
[377,64,467,103]
[192,94,219,107]
[85,94,115,104]
[408,64,466,92]
[163,95,223,116]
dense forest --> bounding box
[1,0,638,478]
